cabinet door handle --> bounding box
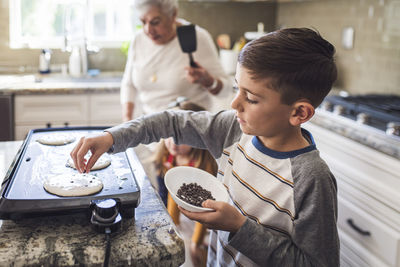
[346,219,371,236]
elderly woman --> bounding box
[121,0,230,121]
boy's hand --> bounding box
[179,199,246,233]
[70,132,114,173]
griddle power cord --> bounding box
[104,227,112,267]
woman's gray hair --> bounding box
[133,0,178,17]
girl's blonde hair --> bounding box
[153,101,218,177]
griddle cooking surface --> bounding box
[7,130,137,199]
[0,127,140,219]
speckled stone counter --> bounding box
[309,109,400,160]
[0,72,122,95]
[0,142,185,267]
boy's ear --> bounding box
[289,100,315,126]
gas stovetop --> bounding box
[321,94,400,136]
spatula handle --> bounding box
[189,53,197,68]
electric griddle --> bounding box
[0,127,141,220]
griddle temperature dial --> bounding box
[91,199,121,267]
[90,198,122,234]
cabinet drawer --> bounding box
[338,196,400,266]
[89,93,121,125]
[339,230,389,267]
[15,95,89,124]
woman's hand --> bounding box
[179,199,246,233]
[70,132,114,173]
[185,62,212,86]
[185,62,221,95]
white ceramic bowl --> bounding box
[164,166,229,212]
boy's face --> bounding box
[231,66,293,141]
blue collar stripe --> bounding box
[252,128,316,159]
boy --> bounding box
[71,28,339,266]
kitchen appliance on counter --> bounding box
[0,127,141,220]
[244,22,267,41]
[39,49,51,74]
[321,94,400,137]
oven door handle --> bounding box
[346,218,371,236]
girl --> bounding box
[153,100,217,267]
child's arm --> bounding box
[228,157,339,267]
[108,109,241,158]
[71,109,241,173]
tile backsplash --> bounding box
[277,0,400,95]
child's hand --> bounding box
[178,199,246,233]
[163,161,173,169]
[70,132,114,173]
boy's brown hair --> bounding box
[238,28,337,107]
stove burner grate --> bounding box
[323,94,400,132]
[345,95,400,113]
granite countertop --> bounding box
[310,109,400,160]
[0,72,123,95]
[0,141,185,267]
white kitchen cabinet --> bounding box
[14,92,121,140]
[89,93,122,127]
[304,122,400,267]
[15,94,89,124]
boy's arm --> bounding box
[227,153,339,267]
[107,109,241,158]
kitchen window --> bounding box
[9,0,141,49]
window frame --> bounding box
[9,0,138,49]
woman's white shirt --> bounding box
[120,22,231,115]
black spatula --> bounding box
[177,24,197,67]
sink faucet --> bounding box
[79,38,100,75]
[63,4,100,76]
[64,36,100,77]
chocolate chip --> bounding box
[177,182,215,207]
